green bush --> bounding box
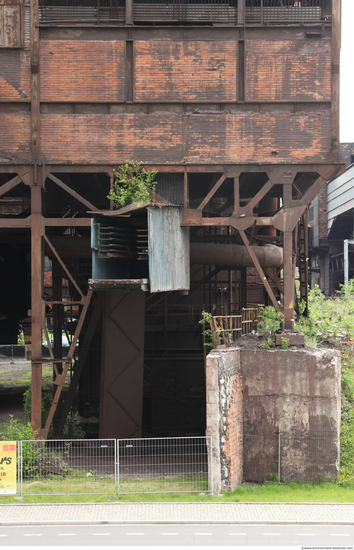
[107,161,158,209]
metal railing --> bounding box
[117,436,212,494]
[38,0,331,24]
[209,305,263,347]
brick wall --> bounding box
[40,41,125,102]
[245,40,331,102]
[0,50,31,101]
[35,109,331,165]
[206,348,243,493]
[221,374,243,491]
[0,114,31,154]
[134,41,237,102]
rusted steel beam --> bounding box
[197,174,226,211]
[48,173,98,212]
[42,291,93,440]
[30,0,40,159]
[57,295,103,434]
[263,268,284,295]
[43,325,55,360]
[0,217,31,228]
[44,235,84,298]
[30,183,44,438]
[239,230,281,313]
[0,175,22,198]
[52,257,63,437]
[184,171,188,208]
[125,0,133,25]
[283,231,294,329]
[331,0,341,153]
[44,218,91,227]
[238,0,245,25]
[241,180,273,214]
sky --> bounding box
[340,0,354,142]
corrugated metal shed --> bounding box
[148,206,190,293]
[328,164,354,233]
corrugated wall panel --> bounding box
[23,0,31,50]
[40,113,183,163]
[0,114,31,153]
[134,41,237,102]
[40,40,125,102]
[148,207,190,293]
[245,40,331,102]
[0,50,31,101]
[188,110,331,163]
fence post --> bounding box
[278,430,281,483]
[117,439,120,494]
[11,345,14,364]
[209,436,213,495]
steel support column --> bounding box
[30,183,44,437]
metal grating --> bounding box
[134,0,237,23]
[97,223,148,260]
[39,0,125,23]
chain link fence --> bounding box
[12,436,212,497]
[21,439,116,496]
[117,436,212,494]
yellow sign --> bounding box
[0,441,17,495]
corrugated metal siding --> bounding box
[0,114,31,154]
[0,4,21,48]
[134,41,237,102]
[148,207,190,293]
[246,40,332,102]
[0,50,31,101]
[40,40,125,102]
[40,113,183,163]
[327,166,354,232]
[155,173,184,205]
[23,0,30,50]
[187,110,332,164]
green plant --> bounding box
[281,337,290,350]
[257,306,283,337]
[107,161,158,209]
[259,336,274,350]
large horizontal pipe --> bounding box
[190,242,283,268]
[44,236,283,268]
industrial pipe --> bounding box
[190,242,283,268]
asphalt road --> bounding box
[0,523,353,547]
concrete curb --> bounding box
[1,520,354,526]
